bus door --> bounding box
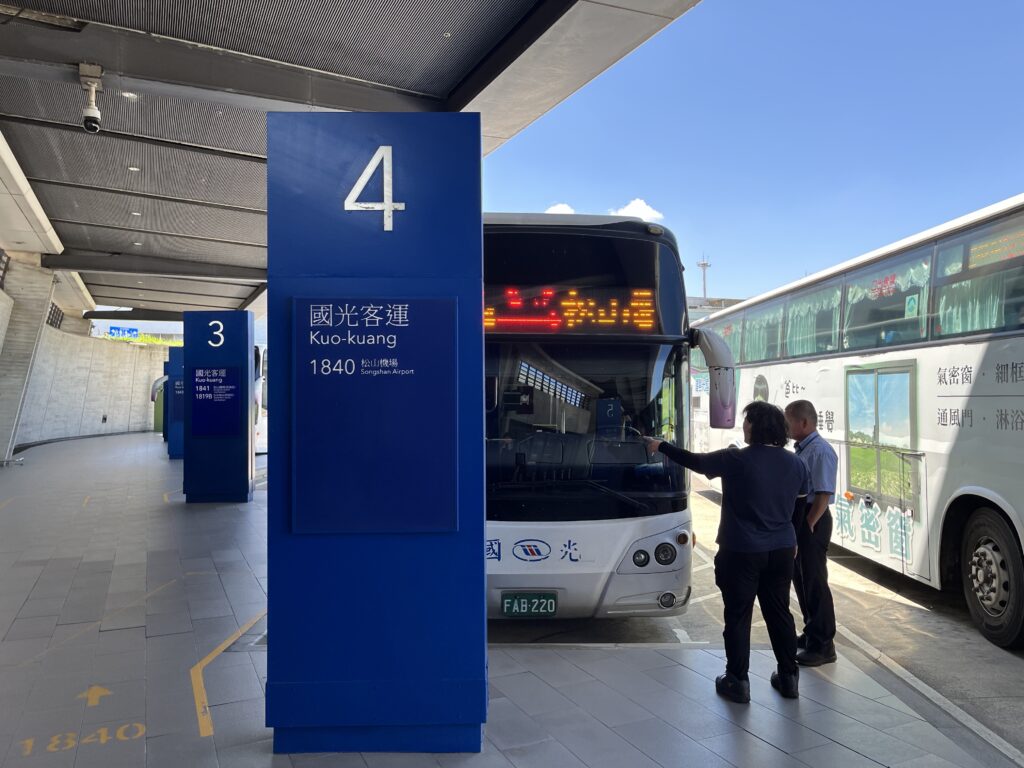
[843,364,930,578]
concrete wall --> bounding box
[0,288,12,356]
[15,327,169,447]
[0,258,54,459]
[59,314,92,336]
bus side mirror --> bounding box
[691,328,736,429]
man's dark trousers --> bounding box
[715,547,799,680]
[794,505,837,650]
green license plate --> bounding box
[501,592,557,617]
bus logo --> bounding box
[513,539,551,562]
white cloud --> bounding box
[544,203,576,214]
[609,198,664,222]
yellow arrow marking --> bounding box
[77,685,112,707]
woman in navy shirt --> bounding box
[645,401,809,703]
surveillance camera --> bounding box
[82,103,101,134]
[79,71,102,134]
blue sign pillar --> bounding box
[167,346,185,460]
[183,311,255,503]
[266,113,485,753]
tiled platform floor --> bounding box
[0,435,1012,768]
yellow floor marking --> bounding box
[82,496,90,508]
[0,497,14,511]
[162,492,170,503]
[77,685,112,707]
[17,579,177,668]
[190,609,267,737]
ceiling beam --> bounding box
[84,308,182,321]
[445,0,577,111]
[0,114,266,162]
[0,20,443,115]
[239,283,267,310]
[49,219,266,249]
[28,178,266,214]
[42,251,266,282]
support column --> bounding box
[0,255,55,462]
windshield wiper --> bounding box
[491,479,652,513]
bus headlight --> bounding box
[632,550,650,567]
[655,543,677,565]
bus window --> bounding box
[845,366,914,503]
[933,213,1024,337]
[842,247,931,350]
[785,282,841,357]
[706,318,742,364]
[741,300,784,363]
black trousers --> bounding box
[714,547,798,680]
[793,506,837,650]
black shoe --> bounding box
[796,634,807,651]
[715,673,750,704]
[796,643,837,667]
[770,668,799,699]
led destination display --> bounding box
[484,286,657,333]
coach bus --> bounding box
[484,213,734,619]
[691,193,1024,647]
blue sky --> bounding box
[483,0,1024,300]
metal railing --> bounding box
[0,250,9,291]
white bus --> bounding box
[255,345,268,454]
[484,214,733,619]
[691,193,1024,647]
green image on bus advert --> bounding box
[904,293,919,318]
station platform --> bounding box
[0,434,1005,768]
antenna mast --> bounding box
[696,254,711,300]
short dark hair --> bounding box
[743,401,788,447]
[784,399,818,425]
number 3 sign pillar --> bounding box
[183,311,256,503]
[266,114,486,753]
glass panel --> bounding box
[785,282,841,357]
[706,317,743,363]
[485,343,684,521]
[843,248,931,350]
[936,242,964,277]
[483,233,663,334]
[741,301,784,363]
[967,216,1024,269]
[935,265,1024,336]
[690,346,706,370]
[847,372,877,493]
[878,371,912,502]
[932,210,1024,337]
[877,372,910,449]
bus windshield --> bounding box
[485,342,686,521]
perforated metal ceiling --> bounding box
[0,122,267,210]
[80,271,255,313]
[0,76,266,156]
[0,0,600,314]
[32,183,267,247]
[14,0,538,97]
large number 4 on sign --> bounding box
[343,145,406,231]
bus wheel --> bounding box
[961,507,1024,648]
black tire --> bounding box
[961,507,1024,648]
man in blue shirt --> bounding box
[646,402,809,702]
[785,400,838,666]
